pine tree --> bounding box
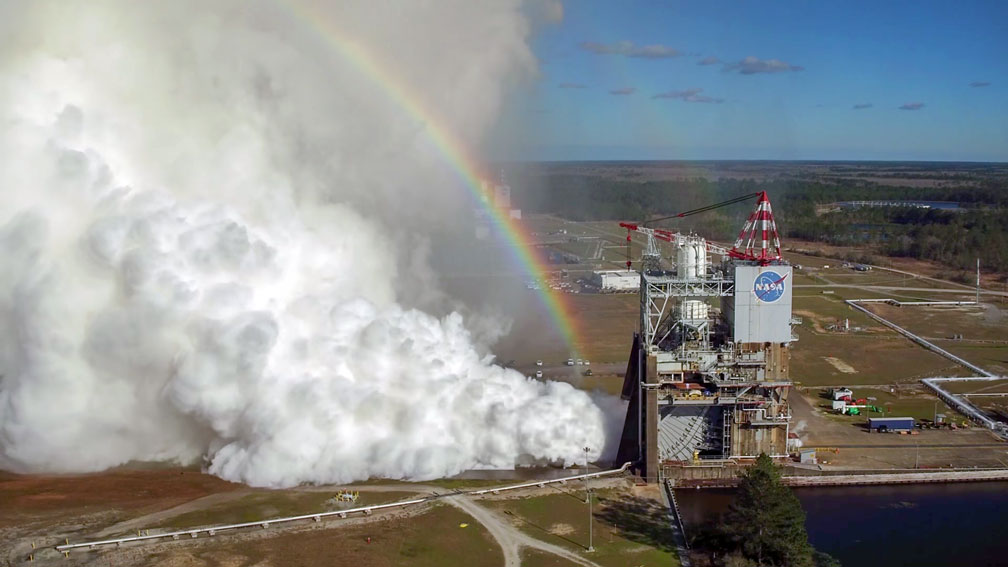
[721,453,815,567]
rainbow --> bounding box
[279,2,583,355]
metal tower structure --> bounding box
[616,192,796,483]
[729,191,783,263]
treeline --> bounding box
[789,207,1008,273]
[511,172,1008,273]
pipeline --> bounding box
[845,299,994,377]
[845,299,1006,436]
[53,462,632,553]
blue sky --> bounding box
[492,0,1007,161]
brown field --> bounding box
[0,466,240,531]
[159,490,423,531]
[112,504,500,567]
[863,302,1007,342]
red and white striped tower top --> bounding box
[729,191,783,263]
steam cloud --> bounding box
[0,0,608,487]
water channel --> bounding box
[676,481,1008,567]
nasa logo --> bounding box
[753,270,787,303]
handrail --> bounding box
[54,462,632,552]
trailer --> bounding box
[832,388,853,401]
[868,417,914,432]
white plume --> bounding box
[0,0,606,488]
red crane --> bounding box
[619,191,783,269]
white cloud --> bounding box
[653,88,724,103]
[581,41,682,59]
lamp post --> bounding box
[583,446,594,553]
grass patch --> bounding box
[487,490,679,567]
[520,549,582,567]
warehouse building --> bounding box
[592,270,640,292]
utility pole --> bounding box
[583,446,594,552]
[976,258,981,305]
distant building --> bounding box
[592,270,640,292]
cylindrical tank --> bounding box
[693,242,707,278]
[676,240,707,279]
[680,299,709,322]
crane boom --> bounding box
[618,191,780,270]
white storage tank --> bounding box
[680,300,709,322]
[676,240,707,279]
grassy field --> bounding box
[161,490,422,529]
[140,504,501,567]
[485,490,678,567]
[520,549,581,567]
[864,303,1006,342]
[568,293,638,363]
[789,326,967,386]
[939,344,1008,375]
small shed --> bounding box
[868,417,914,432]
[799,449,817,464]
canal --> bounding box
[676,481,1008,566]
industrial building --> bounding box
[615,192,797,482]
[591,270,641,292]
